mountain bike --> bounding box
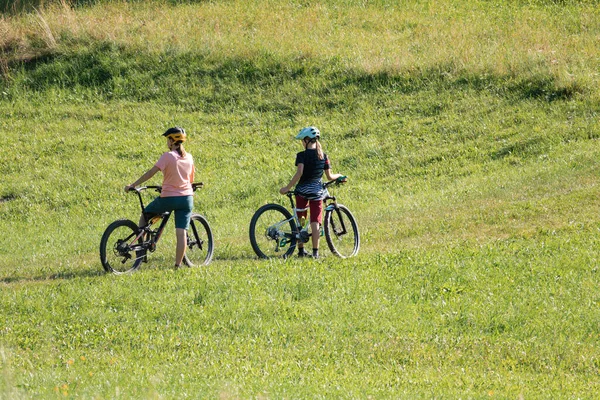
[249,178,359,259]
[100,183,214,274]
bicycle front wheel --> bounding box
[100,219,145,274]
[184,214,214,266]
[249,203,297,259]
[324,205,360,258]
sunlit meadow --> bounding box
[1,0,600,397]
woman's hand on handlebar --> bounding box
[124,184,136,193]
[279,186,291,195]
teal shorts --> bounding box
[144,196,193,229]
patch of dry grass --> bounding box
[1,0,599,94]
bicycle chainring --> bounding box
[299,230,310,243]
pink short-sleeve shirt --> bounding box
[155,151,195,197]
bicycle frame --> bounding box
[284,184,347,243]
[125,186,175,257]
[126,212,171,255]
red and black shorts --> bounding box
[295,194,324,224]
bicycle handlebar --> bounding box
[324,176,347,188]
[286,177,347,197]
[128,182,204,194]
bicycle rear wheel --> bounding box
[249,203,297,259]
[324,205,360,258]
[184,214,214,266]
[100,219,145,274]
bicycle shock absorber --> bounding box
[299,216,307,228]
[141,227,157,252]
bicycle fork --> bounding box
[326,203,348,237]
[188,221,204,251]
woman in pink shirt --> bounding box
[125,127,195,268]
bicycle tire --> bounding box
[100,219,145,274]
[249,203,297,259]
[184,213,214,266]
[324,204,360,258]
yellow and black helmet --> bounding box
[162,127,187,143]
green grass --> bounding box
[1,0,600,397]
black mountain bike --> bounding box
[100,183,214,274]
[249,178,359,259]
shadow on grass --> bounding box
[1,0,213,15]
[0,267,105,285]
[0,261,181,284]
[4,42,583,108]
[0,254,319,284]
[0,0,111,14]
[212,252,262,262]
[491,137,545,160]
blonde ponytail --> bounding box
[316,139,324,160]
[175,142,187,158]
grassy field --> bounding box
[1,0,600,398]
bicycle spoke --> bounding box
[100,220,145,274]
[184,214,214,266]
[324,205,359,258]
[249,204,297,259]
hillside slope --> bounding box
[1,1,599,398]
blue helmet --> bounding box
[295,126,320,140]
